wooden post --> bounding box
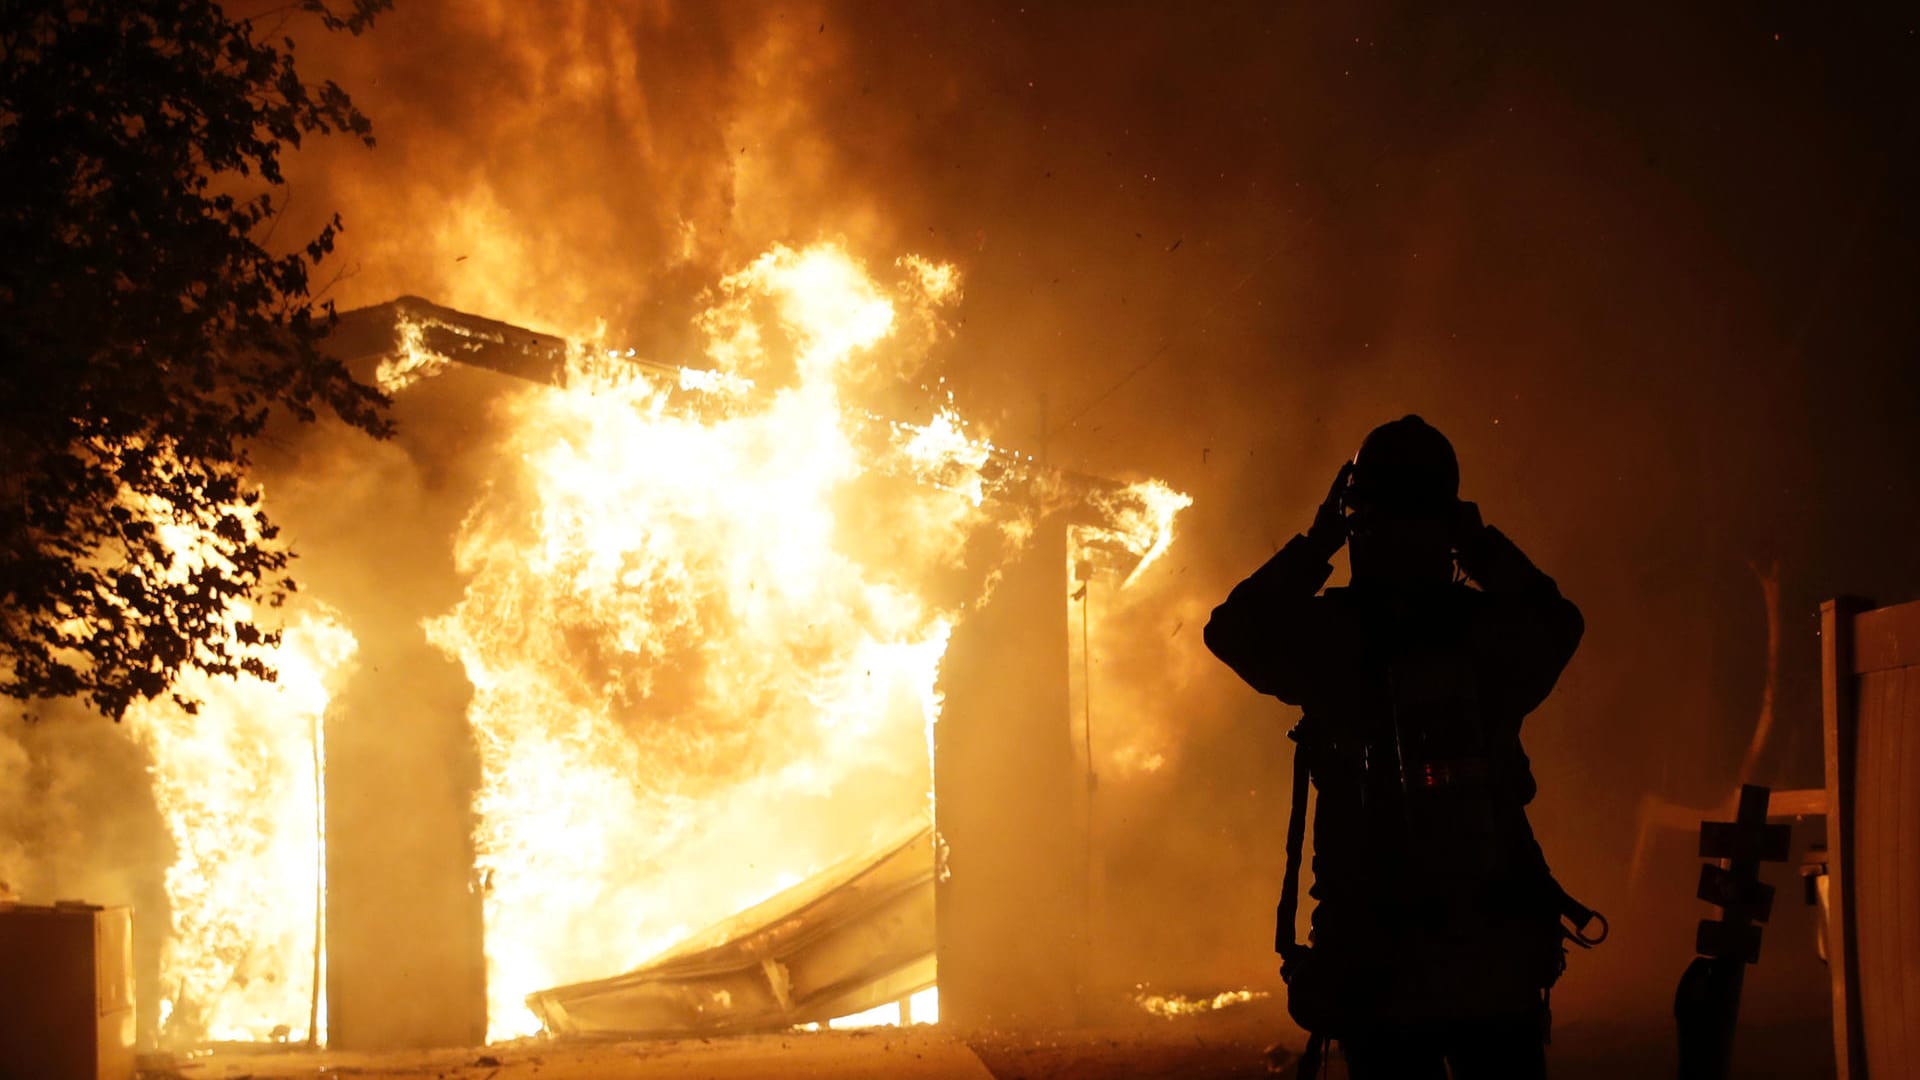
[934,517,1080,1029]
[1820,598,1868,1080]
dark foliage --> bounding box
[0,0,394,720]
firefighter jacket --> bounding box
[1205,524,1583,1012]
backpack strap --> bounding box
[1276,723,1312,959]
[1278,725,1329,1079]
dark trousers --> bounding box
[1336,1010,1547,1080]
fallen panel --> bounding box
[526,823,934,1037]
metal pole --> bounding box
[309,706,325,1048]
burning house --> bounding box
[0,244,1192,1052]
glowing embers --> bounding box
[427,243,993,1039]
[1131,987,1269,1019]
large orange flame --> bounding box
[425,242,1005,1038]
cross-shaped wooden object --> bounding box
[1694,783,1792,963]
[1676,783,1794,1080]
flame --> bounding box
[895,407,993,508]
[1132,987,1268,1019]
[117,502,357,1047]
[425,242,1004,1038]
[1083,479,1194,589]
[33,469,357,1045]
[130,610,354,1044]
[375,315,453,393]
[1065,476,1204,790]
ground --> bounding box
[159,1002,1836,1079]
[160,1007,1289,1080]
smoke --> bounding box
[279,1,905,351]
[0,705,160,905]
[227,0,1920,1037]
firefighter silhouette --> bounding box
[1206,416,1601,1079]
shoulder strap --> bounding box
[1276,724,1312,956]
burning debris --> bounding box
[526,822,936,1037]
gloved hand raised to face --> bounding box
[1306,462,1355,559]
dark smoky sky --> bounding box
[275,0,1920,1023]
